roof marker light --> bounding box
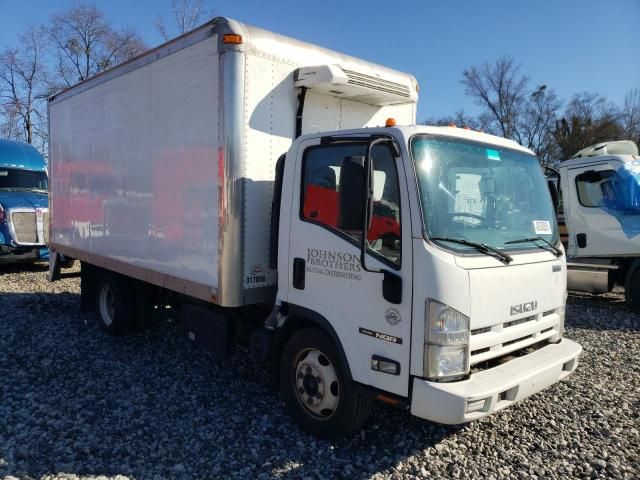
[385,118,397,127]
[223,34,243,44]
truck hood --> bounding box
[468,258,565,330]
[0,190,48,210]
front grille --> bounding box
[469,310,561,365]
[504,315,536,328]
[503,334,533,347]
[11,212,37,243]
[471,347,490,356]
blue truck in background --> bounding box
[0,138,49,263]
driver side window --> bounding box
[301,143,401,268]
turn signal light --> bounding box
[223,34,243,44]
[371,355,400,375]
[376,393,401,406]
[385,118,397,127]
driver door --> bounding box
[284,136,413,397]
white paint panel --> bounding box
[302,92,414,133]
[50,38,220,288]
[242,54,297,288]
[241,54,415,290]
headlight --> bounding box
[424,300,470,380]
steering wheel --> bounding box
[447,212,486,225]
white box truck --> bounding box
[48,17,582,439]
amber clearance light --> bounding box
[223,34,243,44]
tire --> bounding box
[61,257,76,269]
[280,327,372,439]
[95,272,135,336]
[626,270,640,313]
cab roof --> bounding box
[0,138,46,171]
[560,154,640,168]
[300,124,534,155]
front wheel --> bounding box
[280,327,372,439]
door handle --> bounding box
[293,258,305,289]
[577,233,587,248]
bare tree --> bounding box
[461,56,529,141]
[0,26,49,148]
[424,110,484,130]
[460,57,562,163]
[48,4,146,89]
[156,0,213,41]
[620,87,640,144]
[519,85,562,165]
[554,92,624,159]
[0,104,22,140]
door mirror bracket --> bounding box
[360,138,402,304]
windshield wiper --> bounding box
[430,237,513,264]
[505,236,563,257]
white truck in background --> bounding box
[547,141,640,310]
[48,17,582,439]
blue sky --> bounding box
[1,0,638,121]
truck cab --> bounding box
[0,138,49,263]
[550,141,640,309]
[272,124,582,436]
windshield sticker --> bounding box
[486,149,501,161]
[533,220,552,235]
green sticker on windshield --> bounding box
[486,149,501,161]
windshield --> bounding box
[0,168,48,190]
[411,134,559,252]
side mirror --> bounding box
[338,155,365,230]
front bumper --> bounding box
[410,338,582,424]
[0,246,48,263]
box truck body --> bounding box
[49,17,582,439]
[48,18,417,307]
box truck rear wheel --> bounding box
[280,327,372,439]
[96,273,135,336]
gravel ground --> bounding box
[0,263,638,480]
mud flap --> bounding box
[48,250,61,282]
[181,304,232,360]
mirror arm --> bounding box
[359,138,389,274]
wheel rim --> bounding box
[293,348,340,420]
[98,284,115,327]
